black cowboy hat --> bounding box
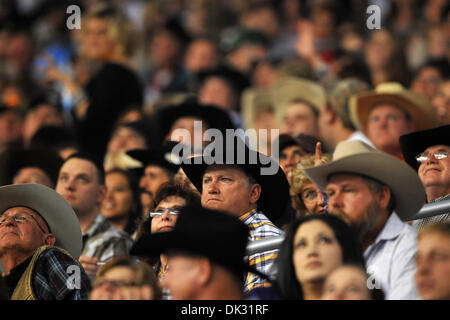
[130,204,270,281]
[0,147,64,187]
[400,124,450,172]
[150,97,236,147]
[126,141,182,175]
[181,136,290,224]
[277,133,327,155]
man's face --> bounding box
[282,102,319,137]
[416,232,450,300]
[366,104,415,155]
[432,80,450,125]
[201,165,259,217]
[279,145,305,175]
[56,158,105,216]
[107,127,147,152]
[139,165,171,212]
[167,117,206,149]
[411,67,441,100]
[198,77,236,111]
[13,167,53,188]
[418,145,450,192]
[0,207,53,257]
[160,252,204,300]
[326,174,386,243]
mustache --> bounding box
[140,188,153,197]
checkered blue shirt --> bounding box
[240,210,284,293]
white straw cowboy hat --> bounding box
[349,82,437,135]
[271,76,326,126]
[302,140,426,221]
[0,184,82,258]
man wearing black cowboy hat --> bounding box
[0,184,90,299]
[400,124,450,230]
[131,204,270,300]
[181,136,289,294]
[127,141,182,216]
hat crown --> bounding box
[333,140,378,160]
[374,82,405,93]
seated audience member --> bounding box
[181,136,290,293]
[29,125,80,160]
[0,148,63,188]
[317,78,373,151]
[400,125,450,229]
[350,82,437,159]
[276,133,326,177]
[0,184,90,299]
[415,222,450,300]
[276,214,365,300]
[131,205,270,300]
[55,153,133,278]
[89,255,162,300]
[272,76,326,138]
[290,154,332,217]
[431,79,450,126]
[322,264,385,300]
[410,59,450,100]
[304,140,426,299]
[135,183,200,278]
[102,168,142,237]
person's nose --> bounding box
[328,193,341,212]
[206,179,219,194]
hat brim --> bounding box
[302,153,426,221]
[127,148,180,174]
[0,184,82,258]
[400,125,450,171]
[351,93,436,134]
[131,231,270,281]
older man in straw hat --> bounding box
[303,140,426,299]
[0,184,90,299]
[350,82,437,159]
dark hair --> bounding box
[65,152,105,185]
[275,214,365,299]
[105,168,142,235]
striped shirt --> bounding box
[413,194,450,231]
[240,210,284,294]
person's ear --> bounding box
[377,186,391,212]
[196,258,213,287]
[97,185,107,206]
[44,233,56,246]
[249,183,261,205]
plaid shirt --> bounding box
[3,246,91,300]
[82,213,133,263]
[240,210,284,294]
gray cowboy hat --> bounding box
[302,140,426,221]
[0,184,82,258]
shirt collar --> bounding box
[239,209,257,222]
[82,212,106,237]
[374,212,404,242]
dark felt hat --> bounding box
[130,204,270,281]
[0,147,64,187]
[126,141,182,174]
[399,124,450,171]
[277,133,327,155]
[181,136,290,223]
[151,97,236,147]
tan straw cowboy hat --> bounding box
[349,82,437,134]
[302,140,426,221]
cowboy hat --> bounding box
[271,76,326,127]
[399,124,450,172]
[126,141,182,175]
[181,136,290,224]
[130,204,270,281]
[150,97,236,147]
[0,147,63,187]
[302,140,426,221]
[349,82,437,135]
[241,87,275,130]
[0,184,82,258]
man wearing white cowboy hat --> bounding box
[0,184,90,300]
[400,124,450,230]
[303,140,426,299]
[349,82,438,160]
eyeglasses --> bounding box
[0,212,48,233]
[300,190,328,204]
[415,151,448,163]
[149,208,181,218]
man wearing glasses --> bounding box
[0,184,90,299]
[400,124,450,230]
